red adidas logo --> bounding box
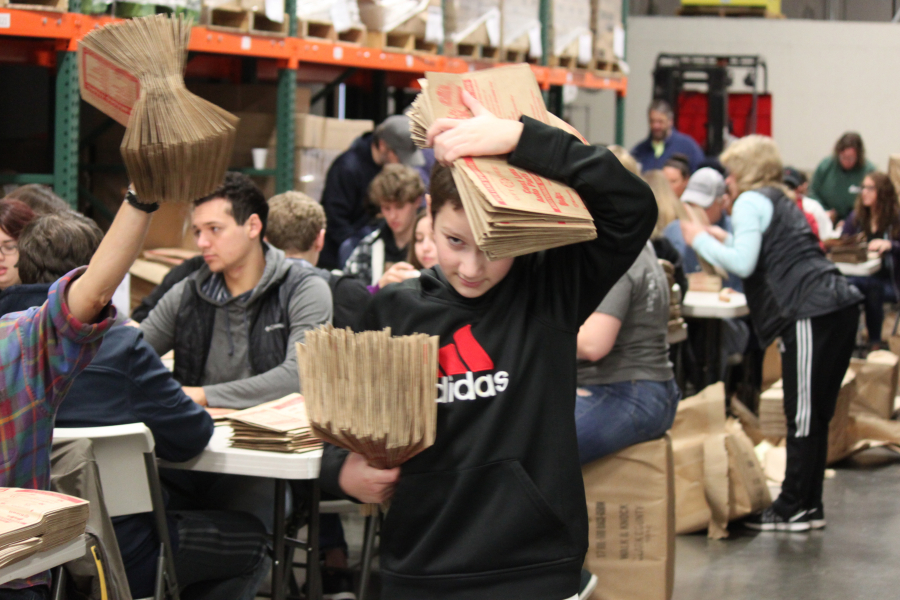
[436,325,509,403]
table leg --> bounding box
[306,480,322,600]
[273,479,287,600]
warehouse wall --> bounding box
[621,16,900,171]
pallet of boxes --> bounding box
[265,113,374,201]
[442,0,502,59]
[296,0,366,43]
[359,0,441,54]
[201,0,290,35]
[591,0,624,74]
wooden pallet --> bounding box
[447,41,500,61]
[365,30,438,54]
[202,5,251,32]
[250,11,288,36]
[678,5,782,17]
[299,19,366,44]
[0,0,67,13]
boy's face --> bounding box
[433,203,514,298]
[192,198,262,274]
[381,200,418,238]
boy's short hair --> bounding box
[3,184,69,215]
[428,163,463,220]
[18,211,104,284]
[267,192,325,253]
[369,164,425,208]
[194,172,268,239]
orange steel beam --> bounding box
[0,8,628,92]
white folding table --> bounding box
[682,291,750,388]
[161,425,323,600]
[0,535,86,586]
[835,258,882,277]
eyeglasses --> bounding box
[0,242,18,257]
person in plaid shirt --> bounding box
[0,194,153,599]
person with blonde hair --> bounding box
[681,134,861,532]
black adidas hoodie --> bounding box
[320,117,657,600]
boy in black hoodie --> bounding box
[319,92,657,600]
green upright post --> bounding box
[539,0,550,67]
[54,51,80,209]
[276,0,298,194]
[614,0,629,146]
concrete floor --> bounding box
[306,449,900,600]
[673,449,900,600]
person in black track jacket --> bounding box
[319,91,658,600]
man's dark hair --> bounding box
[429,163,463,220]
[194,172,268,240]
[833,132,865,169]
[648,99,674,120]
[18,211,104,284]
[664,153,691,180]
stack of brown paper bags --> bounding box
[297,325,439,469]
[226,394,322,454]
[0,488,89,569]
[78,14,238,205]
[407,64,597,260]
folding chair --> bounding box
[54,424,180,600]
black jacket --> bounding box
[0,283,55,317]
[319,133,382,268]
[744,187,863,346]
[321,117,657,600]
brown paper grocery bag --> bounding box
[724,418,772,521]
[582,435,675,600]
[669,383,726,534]
[848,352,899,420]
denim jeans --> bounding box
[575,379,681,465]
[848,275,896,344]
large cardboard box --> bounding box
[582,435,675,600]
[186,82,311,114]
[296,148,343,201]
[143,201,197,251]
[322,118,373,151]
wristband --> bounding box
[124,189,160,213]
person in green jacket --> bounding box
[809,132,875,222]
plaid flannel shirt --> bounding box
[0,268,115,589]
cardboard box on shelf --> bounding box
[889,154,900,195]
[296,148,343,201]
[582,435,675,600]
[186,82,311,114]
[143,201,197,251]
[231,112,278,168]
[322,117,374,151]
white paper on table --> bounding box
[527,24,542,60]
[425,4,444,43]
[330,0,352,32]
[614,25,625,59]
[577,32,592,65]
[265,0,285,23]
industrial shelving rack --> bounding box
[0,0,629,209]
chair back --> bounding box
[54,424,155,518]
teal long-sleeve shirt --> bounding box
[692,190,773,279]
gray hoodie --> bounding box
[141,246,333,408]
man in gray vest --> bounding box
[141,173,333,531]
[141,172,333,409]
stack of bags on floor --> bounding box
[669,383,771,539]
[226,394,321,453]
[0,489,89,568]
[743,349,900,487]
[409,64,597,260]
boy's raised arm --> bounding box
[67,199,153,324]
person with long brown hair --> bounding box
[840,172,900,350]
[0,199,36,290]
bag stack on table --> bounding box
[0,489,89,568]
[226,394,322,453]
[408,63,597,260]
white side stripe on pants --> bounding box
[796,319,813,437]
